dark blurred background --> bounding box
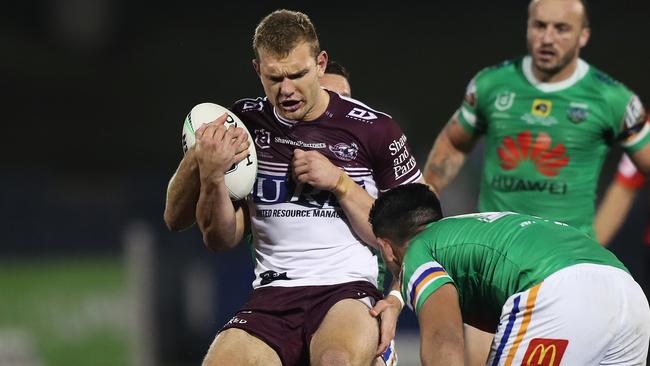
[2,1,649,365]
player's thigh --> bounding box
[463,324,493,366]
[310,298,379,366]
[203,328,282,366]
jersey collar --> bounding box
[522,55,589,93]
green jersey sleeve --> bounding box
[597,72,649,153]
[400,238,454,315]
[619,94,650,153]
[457,73,487,135]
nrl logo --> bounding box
[254,128,271,149]
[494,91,516,111]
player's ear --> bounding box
[316,51,328,78]
[378,237,403,277]
[252,59,261,76]
[377,238,396,262]
[578,27,590,48]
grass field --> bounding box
[0,256,131,366]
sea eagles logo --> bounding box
[329,142,359,161]
[254,128,271,149]
[497,131,569,176]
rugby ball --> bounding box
[182,102,258,200]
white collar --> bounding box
[522,55,589,93]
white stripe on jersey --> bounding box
[272,107,296,126]
[405,262,436,308]
[259,161,288,167]
[461,106,477,127]
[258,169,288,175]
[343,166,373,172]
[258,161,289,174]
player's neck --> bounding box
[532,58,579,83]
[303,88,330,122]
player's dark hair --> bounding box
[325,60,350,81]
[369,183,443,246]
[253,10,320,61]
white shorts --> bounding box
[487,263,650,366]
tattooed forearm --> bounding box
[423,129,468,193]
[424,154,465,193]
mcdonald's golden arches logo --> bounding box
[521,338,568,365]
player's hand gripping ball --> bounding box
[182,103,258,200]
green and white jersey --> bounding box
[458,56,649,236]
[401,212,627,325]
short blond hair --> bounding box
[252,9,320,61]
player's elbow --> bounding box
[163,210,192,232]
[163,212,181,231]
[202,231,239,252]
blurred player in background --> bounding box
[424,0,649,236]
[595,151,648,245]
[370,183,650,366]
[423,0,650,362]
[165,9,420,366]
[321,60,351,98]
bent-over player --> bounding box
[370,183,650,366]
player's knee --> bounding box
[313,347,376,366]
[312,348,354,366]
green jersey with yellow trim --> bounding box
[400,212,627,327]
[458,56,649,236]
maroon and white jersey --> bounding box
[231,91,422,288]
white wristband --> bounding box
[388,290,405,309]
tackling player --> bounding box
[370,183,650,366]
[321,60,351,98]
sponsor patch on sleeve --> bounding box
[624,95,646,130]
